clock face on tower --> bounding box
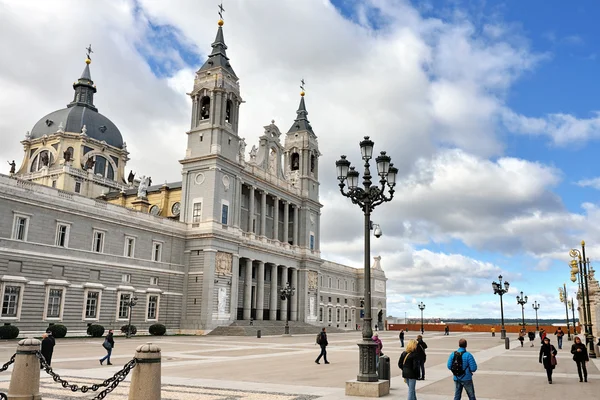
[171,202,181,216]
[149,205,160,216]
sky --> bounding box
[1,0,599,321]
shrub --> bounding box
[47,324,67,338]
[149,323,166,336]
[87,324,105,337]
[0,324,19,339]
[120,324,137,335]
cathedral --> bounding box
[0,17,387,335]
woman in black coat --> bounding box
[539,337,557,383]
[571,336,589,382]
[399,339,420,400]
[40,332,55,368]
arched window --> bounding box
[30,150,53,172]
[200,96,210,120]
[291,153,300,171]
[225,99,233,123]
[328,277,332,288]
[311,153,316,172]
[86,155,115,180]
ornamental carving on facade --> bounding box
[308,271,318,291]
[215,252,232,276]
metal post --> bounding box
[581,243,596,358]
[516,292,527,330]
[532,301,540,332]
[493,275,509,339]
[500,292,506,339]
[570,297,577,334]
[418,302,425,334]
[563,283,572,340]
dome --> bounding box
[30,105,123,148]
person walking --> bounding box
[518,329,525,347]
[315,327,329,364]
[539,337,558,384]
[554,327,565,350]
[372,332,383,369]
[571,336,589,382]
[399,329,405,347]
[398,339,420,400]
[528,331,536,347]
[40,332,55,368]
[447,338,477,400]
[491,327,495,337]
[445,325,450,335]
[539,328,547,344]
[416,334,428,380]
[100,330,114,365]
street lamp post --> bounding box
[558,284,572,340]
[125,295,138,339]
[569,241,596,358]
[492,275,510,339]
[418,302,425,334]
[336,137,397,382]
[280,283,296,335]
[516,292,528,330]
[532,301,540,333]
[568,297,577,335]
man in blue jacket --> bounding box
[447,338,477,400]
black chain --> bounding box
[36,351,137,400]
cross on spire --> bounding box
[218,2,225,20]
[86,44,93,60]
[300,78,306,92]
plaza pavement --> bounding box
[0,330,597,399]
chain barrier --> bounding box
[37,351,137,400]
[0,353,15,400]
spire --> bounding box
[68,47,98,111]
[288,84,314,135]
[198,13,237,78]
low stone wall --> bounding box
[387,323,582,334]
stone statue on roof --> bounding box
[137,175,149,198]
[7,160,16,174]
[249,145,257,161]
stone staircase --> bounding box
[207,320,349,336]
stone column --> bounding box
[230,254,240,320]
[293,205,299,246]
[8,338,41,400]
[273,196,280,241]
[243,259,253,320]
[281,266,289,321]
[270,264,279,321]
[128,343,161,400]
[283,201,289,245]
[256,261,265,320]
[234,181,242,228]
[248,186,255,233]
[191,96,197,128]
[291,268,298,321]
[260,191,267,237]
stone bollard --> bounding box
[128,343,161,400]
[8,338,41,400]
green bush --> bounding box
[149,323,166,336]
[120,324,137,335]
[0,324,19,339]
[47,324,67,338]
[87,324,105,337]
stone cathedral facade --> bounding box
[0,19,387,335]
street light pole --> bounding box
[125,295,138,339]
[280,283,295,335]
[568,297,577,335]
[492,275,510,339]
[558,284,572,340]
[418,302,425,334]
[532,301,540,333]
[516,291,528,330]
[336,137,397,382]
[570,241,596,358]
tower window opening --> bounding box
[311,154,316,173]
[200,96,210,120]
[291,153,300,171]
[226,100,233,123]
[30,150,53,172]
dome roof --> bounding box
[30,106,123,148]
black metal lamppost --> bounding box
[516,291,528,330]
[280,283,295,335]
[568,297,577,335]
[532,301,540,332]
[125,295,138,339]
[569,241,596,358]
[336,136,397,382]
[418,302,425,334]
[492,275,510,339]
[558,284,572,340]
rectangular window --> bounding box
[52,266,64,277]
[92,231,104,253]
[122,274,131,283]
[221,204,229,225]
[124,237,135,258]
[55,223,69,247]
[193,202,202,223]
[337,308,340,322]
[1,286,20,317]
[152,242,162,262]
[309,233,315,250]
[46,288,63,318]
[328,296,331,303]
[51,180,57,188]
[319,308,323,322]
[74,181,81,193]
[12,216,29,241]
[90,269,101,281]
[118,293,131,319]
[147,295,158,320]
[150,277,159,286]
[85,291,99,319]
[328,308,332,322]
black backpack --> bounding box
[450,351,466,377]
[316,333,322,345]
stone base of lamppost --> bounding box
[345,380,390,398]
[501,329,506,340]
[284,325,290,335]
[346,341,389,398]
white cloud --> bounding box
[576,177,600,190]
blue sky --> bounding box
[1,0,599,320]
